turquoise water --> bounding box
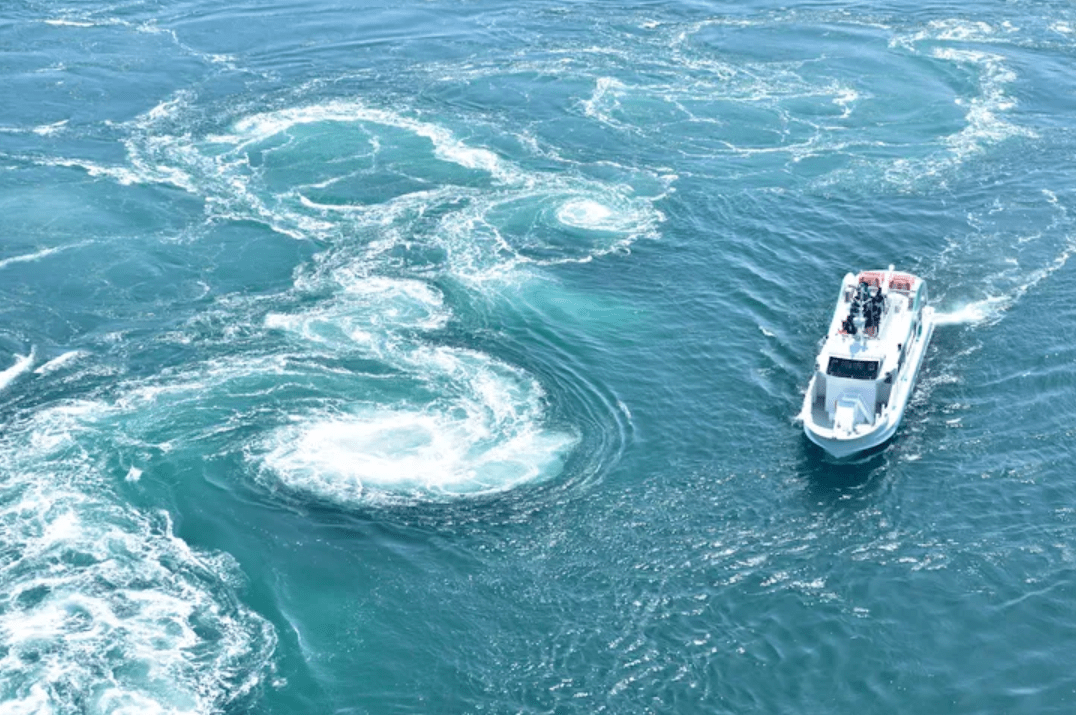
[3,1,1076,712]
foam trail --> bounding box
[936,236,1076,327]
[34,349,89,375]
[0,352,34,392]
[0,245,81,270]
[32,119,68,136]
[226,100,516,183]
[44,18,96,27]
[933,299,1008,326]
[117,93,667,270]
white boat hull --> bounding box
[803,410,900,459]
[802,307,935,459]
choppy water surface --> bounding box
[3,0,1076,712]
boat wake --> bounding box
[932,299,1007,326]
[934,227,1075,328]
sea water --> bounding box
[2,0,1076,712]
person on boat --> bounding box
[856,281,870,304]
[842,313,857,335]
[843,287,864,335]
[868,285,884,331]
[853,281,876,333]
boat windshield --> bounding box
[827,356,880,380]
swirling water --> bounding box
[2,0,1076,712]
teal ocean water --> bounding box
[3,0,1076,712]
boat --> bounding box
[800,266,935,458]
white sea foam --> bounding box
[833,88,859,118]
[260,276,578,503]
[0,243,86,270]
[63,94,641,509]
[32,119,68,136]
[879,22,1036,188]
[266,276,449,355]
[428,181,665,280]
[937,231,1076,326]
[558,197,613,227]
[261,408,564,501]
[930,19,997,43]
[32,270,575,507]
[890,19,997,50]
[145,94,190,123]
[227,100,516,184]
[44,18,97,27]
[0,403,276,714]
[39,154,195,191]
[118,91,667,271]
[933,299,1006,326]
[0,352,34,393]
[34,350,90,375]
[258,347,577,504]
[933,47,1036,153]
[581,77,633,131]
[61,320,576,506]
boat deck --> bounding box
[806,394,890,431]
[808,398,832,428]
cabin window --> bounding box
[826,357,880,380]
